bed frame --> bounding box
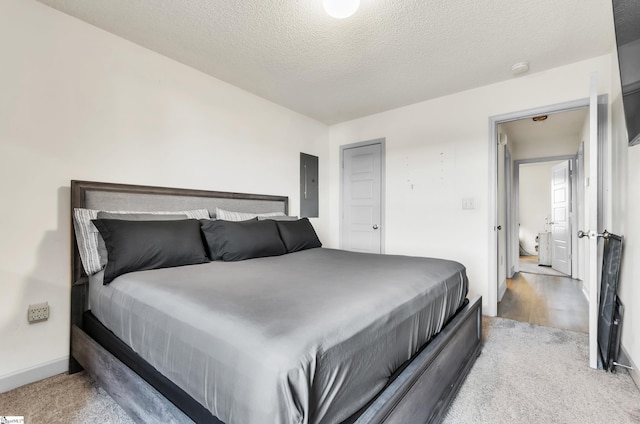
[69,180,482,424]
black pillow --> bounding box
[92,219,209,284]
[200,219,286,261]
[95,211,189,267]
[276,218,322,253]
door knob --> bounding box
[373,225,379,230]
[496,225,502,230]
[578,230,609,239]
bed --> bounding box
[69,180,482,424]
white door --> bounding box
[342,143,382,253]
[551,160,571,275]
[586,75,600,369]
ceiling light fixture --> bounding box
[323,0,360,19]
[511,61,530,75]
[532,115,548,122]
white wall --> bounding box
[0,0,329,383]
[619,140,640,381]
[610,49,640,383]
[328,54,613,311]
[518,162,559,254]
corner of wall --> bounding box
[582,281,589,301]
[498,279,507,302]
[619,346,640,391]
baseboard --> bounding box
[619,346,640,391]
[498,279,507,302]
[0,356,68,393]
[581,281,589,301]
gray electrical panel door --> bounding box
[300,153,319,217]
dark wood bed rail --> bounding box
[71,297,481,424]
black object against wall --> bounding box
[611,0,640,146]
[300,153,319,217]
[597,231,623,372]
[610,297,624,373]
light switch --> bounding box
[462,198,476,210]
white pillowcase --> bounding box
[215,207,285,222]
[73,208,210,276]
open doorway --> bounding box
[496,108,589,333]
[489,84,609,369]
[517,160,574,278]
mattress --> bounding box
[88,247,468,424]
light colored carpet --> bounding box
[1,318,639,423]
[444,318,640,424]
[0,371,134,423]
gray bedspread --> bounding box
[89,248,468,424]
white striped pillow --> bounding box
[73,208,210,276]
[215,207,285,222]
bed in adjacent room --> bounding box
[69,180,482,424]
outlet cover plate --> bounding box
[28,302,49,323]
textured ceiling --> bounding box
[500,108,589,146]
[36,0,616,124]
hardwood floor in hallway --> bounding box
[518,255,569,277]
[498,270,589,333]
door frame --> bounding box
[575,142,585,283]
[513,155,577,277]
[504,145,513,279]
[339,138,386,253]
[488,97,602,317]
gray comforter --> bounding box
[89,248,468,424]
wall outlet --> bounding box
[28,302,49,323]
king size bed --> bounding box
[69,180,482,424]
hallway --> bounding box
[498,270,588,333]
